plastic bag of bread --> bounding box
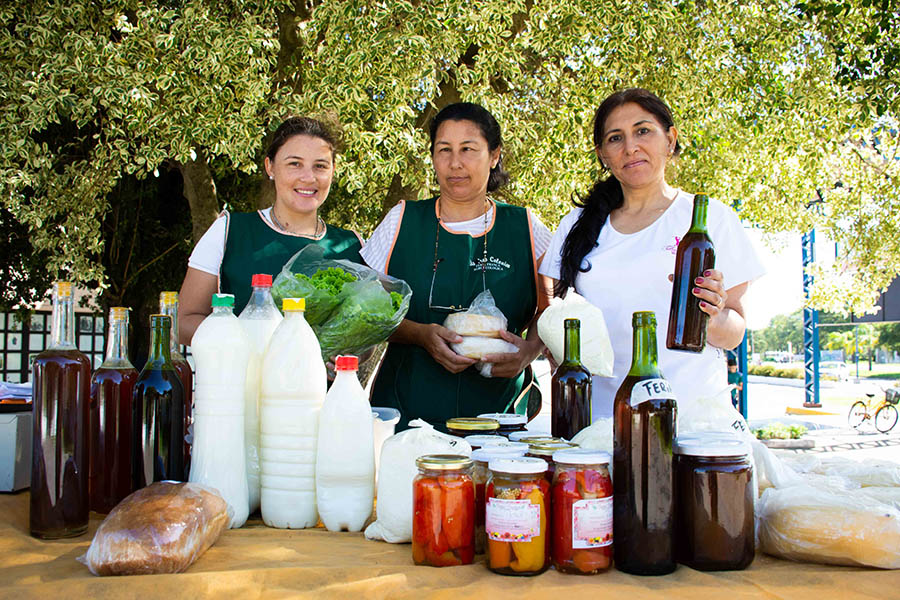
[537,290,613,376]
[758,484,900,569]
[81,482,230,576]
[444,290,518,376]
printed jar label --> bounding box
[572,497,613,548]
[630,378,677,408]
[485,498,540,542]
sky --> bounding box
[742,229,805,331]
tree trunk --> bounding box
[179,151,219,244]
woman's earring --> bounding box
[268,175,274,180]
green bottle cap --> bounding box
[212,293,235,308]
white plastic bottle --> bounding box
[316,355,375,532]
[238,273,283,514]
[189,293,250,528]
[259,297,327,528]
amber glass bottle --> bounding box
[132,314,186,488]
[613,311,677,575]
[159,291,193,468]
[89,307,138,513]
[30,281,92,539]
[666,194,716,352]
[551,319,592,440]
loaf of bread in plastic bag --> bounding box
[82,482,230,576]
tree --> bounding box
[2,1,898,315]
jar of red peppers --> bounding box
[471,446,529,554]
[446,417,500,438]
[485,457,550,576]
[526,440,578,483]
[413,454,476,567]
[477,412,527,437]
[550,449,614,574]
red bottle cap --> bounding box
[335,355,358,371]
[251,273,273,287]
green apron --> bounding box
[220,211,363,313]
[370,197,538,431]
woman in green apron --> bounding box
[178,117,363,343]
[361,103,552,431]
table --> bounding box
[1,491,897,599]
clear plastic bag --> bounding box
[444,290,517,376]
[537,289,614,376]
[80,482,230,576]
[758,484,900,569]
[271,245,411,361]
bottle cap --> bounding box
[160,291,178,304]
[488,456,548,474]
[335,355,358,371]
[552,448,611,466]
[109,306,129,321]
[416,454,473,471]
[54,282,73,298]
[251,273,273,287]
[477,412,527,426]
[211,293,234,308]
[283,297,306,311]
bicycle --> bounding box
[848,385,899,433]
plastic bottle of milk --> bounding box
[259,297,327,528]
[238,274,283,514]
[316,355,375,532]
[189,293,250,528]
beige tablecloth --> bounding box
[1,490,897,599]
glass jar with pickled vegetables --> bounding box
[446,417,500,438]
[471,446,529,554]
[526,440,578,483]
[477,412,528,437]
[485,457,550,576]
[551,449,614,575]
[413,455,476,567]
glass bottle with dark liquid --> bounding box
[159,291,193,470]
[613,311,677,575]
[89,306,138,513]
[30,281,92,539]
[551,318,592,440]
[666,194,716,352]
[132,314,185,488]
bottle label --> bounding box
[630,378,676,408]
[572,496,613,548]
[486,498,540,542]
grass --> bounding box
[755,361,900,381]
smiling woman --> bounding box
[177,117,365,344]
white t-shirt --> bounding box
[361,201,552,274]
[188,208,363,276]
[539,190,766,420]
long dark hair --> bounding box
[429,102,510,192]
[555,88,680,297]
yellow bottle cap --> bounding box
[109,307,129,321]
[159,291,178,304]
[55,282,73,297]
[283,297,306,311]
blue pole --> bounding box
[737,332,749,419]
[802,230,821,407]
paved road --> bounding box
[529,358,900,463]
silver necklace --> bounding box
[270,208,324,239]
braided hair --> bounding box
[555,89,680,297]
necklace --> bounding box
[429,198,490,311]
[270,208,325,239]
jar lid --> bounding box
[251,273,273,287]
[528,441,578,456]
[674,434,750,457]
[465,434,504,447]
[446,417,499,432]
[552,448,611,466]
[335,355,358,371]
[508,430,551,442]
[477,412,527,426]
[488,456,548,474]
[283,297,306,311]
[513,435,560,444]
[416,454,473,470]
[471,446,528,463]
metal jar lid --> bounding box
[527,440,578,457]
[415,454,474,470]
[446,417,500,432]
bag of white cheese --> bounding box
[537,290,613,376]
[364,420,471,543]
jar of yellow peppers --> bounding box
[485,457,550,576]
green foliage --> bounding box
[753,422,808,440]
[748,364,803,379]
[1,1,898,316]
